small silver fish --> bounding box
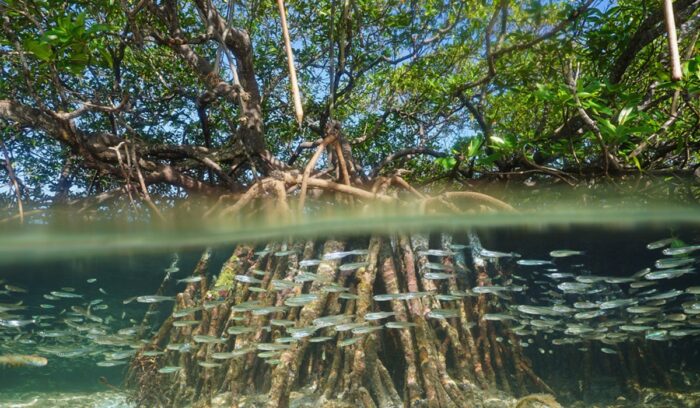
[549,250,584,258]
[177,276,203,284]
[50,291,82,298]
[479,249,521,258]
[662,245,700,256]
[646,238,676,250]
[655,257,694,269]
[5,284,27,293]
[516,259,553,266]
[136,295,175,303]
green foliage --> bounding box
[0,0,698,210]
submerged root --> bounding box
[127,231,559,407]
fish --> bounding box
[309,336,334,342]
[321,284,349,293]
[251,306,287,316]
[235,275,262,284]
[274,250,297,257]
[599,299,637,310]
[364,312,396,320]
[339,262,369,272]
[426,309,460,319]
[645,330,670,341]
[573,301,598,309]
[173,320,200,327]
[619,325,653,332]
[158,366,182,374]
[484,313,518,321]
[557,282,591,293]
[423,262,452,271]
[284,294,319,307]
[50,291,82,298]
[352,325,383,335]
[164,266,180,274]
[545,273,574,280]
[647,238,676,250]
[227,326,256,335]
[0,354,47,367]
[645,268,695,280]
[271,280,299,290]
[424,272,453,280]
[257,343,291,351]
[549,250,584,258]
[275,337,298,344]
[295,273,332,283]
[313,314,352,328]
[98,361,126,367]
[211,352,239,360]
[417,249,454,257]
[270,319,295,327]
[288,326,318,338]
[299,259,322,267]
[479,249,521,258]
[517,305,563,316]
[86,278,97,283]
[626,306,662,314]
[646,289,684,300]
[604,277,635,284]
[231,301,264,312]
[323,251,357,260]
[600,347,617,354]
[630,281,656,289]
[574,310,604,320]
[177,276,203,284]
[655,257,694,269]
[385,321,417,329]
[5,284,27,293]
[193,335,225,344]
[517,259,554,266]
[173,306,202,318]
[0,319,35,328]
[662,245,700,256]
[435,294,463,301]
[336,322,367,332]
[136,295,175,303]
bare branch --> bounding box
[371,148,447,178]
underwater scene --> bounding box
[1,215,700,408]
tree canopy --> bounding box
[1,0,699,219]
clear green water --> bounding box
[1,209,700,407]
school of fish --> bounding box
[1,236,699,373]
